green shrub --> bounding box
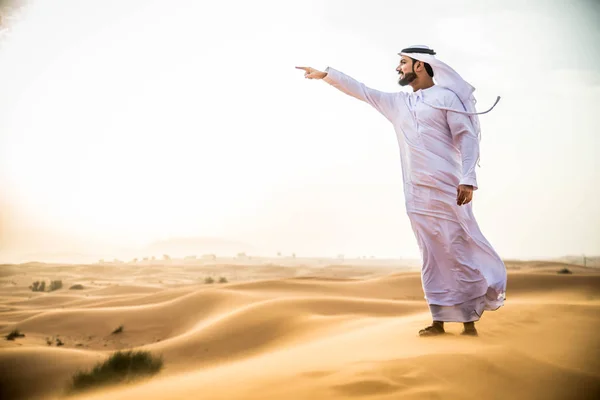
[29,281,46,292]
[5,329,25,340]
[69,350,163,393]
[557,267,573,274]
[49,280,63,291]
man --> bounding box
[296,45,506,337]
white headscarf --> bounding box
[399,45,500,145]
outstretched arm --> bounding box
[295,66,400,122]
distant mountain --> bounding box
[140,237,257,258]
[552,255,600,268]
[7,251,102,264]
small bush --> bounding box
[49,280,63,291]
[56,337,64,346]
[218,277,228,283]
[204,277,214,284]
[558,267,573,274]
[69,350,163,393]
[30,281,46,292]
[111,325,124,334]
[69,284,85,290]
[5,329,25,340]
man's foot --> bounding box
[461,322,478,336]
[419,321,445,337]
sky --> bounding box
[0,0,599,262]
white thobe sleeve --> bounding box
[446,95,480,190]
[323,67,400,122]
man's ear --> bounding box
[413,60,421,72]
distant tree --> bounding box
[151,256,156,261]
[292,253,296,258]
[204,277,214,284]
[39,281,46,292]
[277,252,281,257]
[163,254,170,261]
[218,277,228,283]
[49,280,63,291]
[558,267,572,275]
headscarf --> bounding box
[399,45,501,145]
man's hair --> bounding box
[410,57,434,77]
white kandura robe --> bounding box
[323,67,507,322]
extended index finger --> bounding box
[295,66,310,71]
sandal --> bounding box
[418,324,445,337]
[460,328,478,337]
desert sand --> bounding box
[1,260,599,400]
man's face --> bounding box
[396,55,416,86]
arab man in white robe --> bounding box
[296,45,507,336]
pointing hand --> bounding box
[295,66,327,80]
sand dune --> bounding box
[1,261,599,400]
[0,347,104,400]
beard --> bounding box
[398,71,417,86]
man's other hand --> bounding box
[456,184,473,206]
[295,66,327,79]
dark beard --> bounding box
[398,72,416,86]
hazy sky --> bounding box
[0,0,599,261]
